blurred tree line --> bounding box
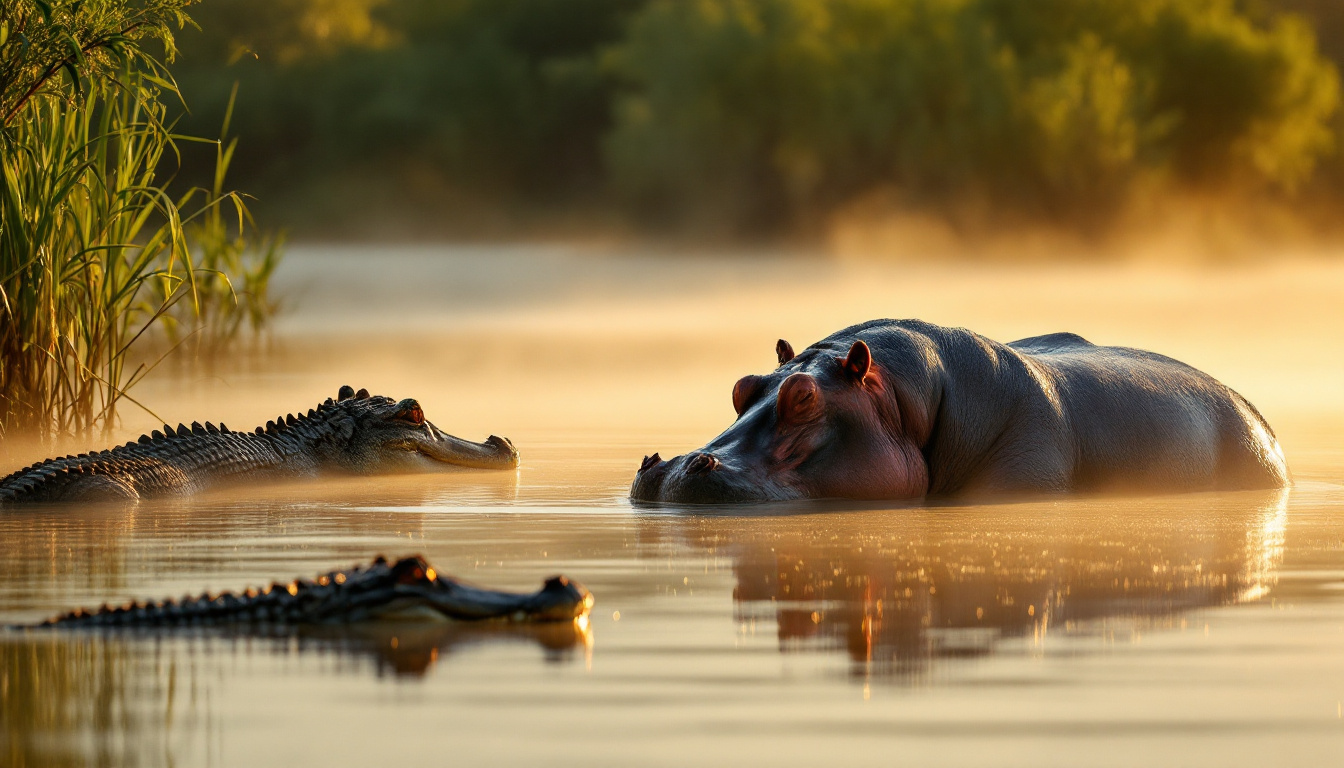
[170,0,1344,238]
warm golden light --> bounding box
[5,3,1343,765]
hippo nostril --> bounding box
[685,453,721,475]
[640,453,663,472]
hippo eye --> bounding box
[777,372,823,424]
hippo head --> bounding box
[631,338,930,504]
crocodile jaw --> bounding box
[415,424,519,470]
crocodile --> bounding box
[26,555,593,627]
[0,385,519,503]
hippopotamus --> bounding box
[631,319,1289,504]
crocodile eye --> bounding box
[390,399,425,425]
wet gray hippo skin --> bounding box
[632,319,1289,504]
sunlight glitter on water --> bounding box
[2,247,1343,767]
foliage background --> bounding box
[169,0,1344,240]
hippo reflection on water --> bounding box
[651,488,1288,676]
[632,319,1289,504]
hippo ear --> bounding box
[842,340,871,380]
[776,339,795,366]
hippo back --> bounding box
[1006,332,1288,492]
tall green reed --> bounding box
[2,72,190,441]
[1,1,282,443]
[160,83,284,358]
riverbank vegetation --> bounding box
[0,1,281,441]
[169,0,1344,240]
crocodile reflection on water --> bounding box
[0,616,592,765]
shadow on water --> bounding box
[642,488,1288,679]
[0,619,591,767]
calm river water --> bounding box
[2,246,1342,766]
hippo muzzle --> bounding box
[630,451,799,505]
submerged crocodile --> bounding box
[27,555,592,627]
[0,385,518,504]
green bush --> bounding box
[605,0,1339,232]
[171,0,644,226]
[160,0,1343,236]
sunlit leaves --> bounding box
[605,0,1341,230]
[0,0,192,126]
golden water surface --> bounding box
[2,246,1343,766]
